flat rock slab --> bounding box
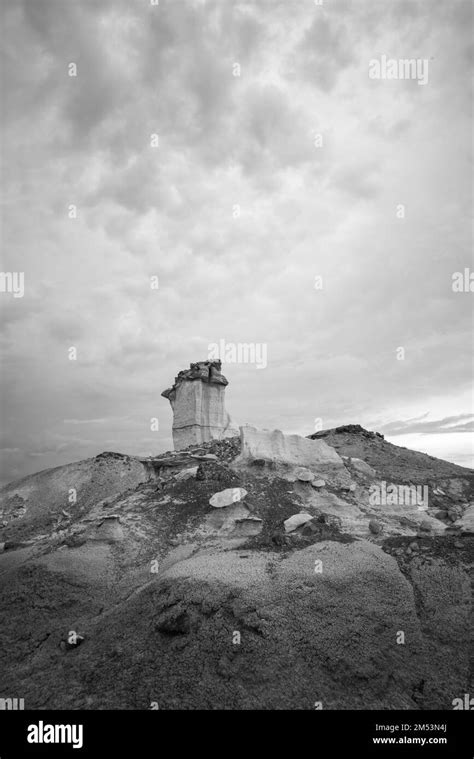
[209,487,248,508]
[307,490,368,535]
[234,426,351,486]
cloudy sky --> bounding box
[1,0,472,486]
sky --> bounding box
[0,0,472,486]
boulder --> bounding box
[284,513,314,533]
[311,479,326,489]
[175,467,199,482]
[295,467,314,482]
[434,510,448,521]
[209,488,248,508]
[369,520,382,535]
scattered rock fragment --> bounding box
[369,520,382,535]
[175,467,199,482]
[209,487,248,508]
[311,479,326,489]
[284,513,314,533]
[295,467,314,482]
[434,510,448,521]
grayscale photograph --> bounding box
[0,0,472,751]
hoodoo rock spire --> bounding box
[161,360,238,450]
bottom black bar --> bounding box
[0,710,472,757]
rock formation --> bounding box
[234,424,351,486]
[161,360,238,450]
[0,421,473,710]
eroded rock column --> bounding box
[161,360,237,450]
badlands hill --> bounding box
[310,424,473,485]
[0,425,472,710]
